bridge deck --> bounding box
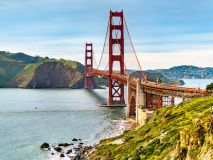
[88,72,207,98]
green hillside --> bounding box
[0,51,17,62]
[86,97,213,160]
[8,52,42,63]
[58,60,84,73]
[0,63,27,84]
[0,52,86,87]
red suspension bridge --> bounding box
[84,11,207,119]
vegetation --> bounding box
[0,63,26,84]
[8,52,42,63]
[0,52,86,87]
[0,51,17,62]
[206,83,213,90]
[87,97,213,160]
[161,78,185,86]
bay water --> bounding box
[0,79,212,159]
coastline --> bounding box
[41,118,138,160]
[80,119,140,160]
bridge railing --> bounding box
[90,71,206,94]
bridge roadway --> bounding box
[87,71,207,99]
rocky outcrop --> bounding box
[40,142,49,148]
[5,62,100,89]
[131,71,164,81]
[26,62,83,88]
[170,118,213,160]
[0,51,106,89]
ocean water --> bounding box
[0,79,212,159]
[0,88,127,160]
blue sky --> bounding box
[0,0,213,69]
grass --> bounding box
[0,52,17,62]
[0,63,27,84]
[90,97,213,159]
[57,60,84,73]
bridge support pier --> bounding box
[107,10,125,106]
[135,78,154,126]
[127,76,136,118]
[85,43,93,89]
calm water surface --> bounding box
[0,88,127,160]
[0,79,212,159]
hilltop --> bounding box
[131,71,185,86]
[0,51,87,88]
[84,97,213,160]
[147,65,213,79]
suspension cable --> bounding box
[97,19,110,70]
[92,46,98,69]
[123,15,145,78]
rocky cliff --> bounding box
[84,97,213,160]
[6,62,88,89]
[27,62,84,88]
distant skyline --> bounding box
[0,0,213,69]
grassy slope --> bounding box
[8,52,41,63]
[0,52,17,62]
[57,60,84,73]
[0,63,27,84]
[89,97,213,160]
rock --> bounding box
[40,142,49,148]
[70,143,74,145]
[54,147,62,152]
[51,153,54,155]
[79,142,84,145]
[60,154,65,157]
[78,139,82,141]
[66,149,72,154]
[78,145,82,148]
[58,143,70,147]
[72,138,78,141]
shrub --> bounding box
[206,83,213,90]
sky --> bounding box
[0,0,213,70]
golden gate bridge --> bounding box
[84,10,207,123]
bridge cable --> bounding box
[97,19,110,70]
[92,46,98,69]
[123,15,145,78]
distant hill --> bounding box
[147,65,213,79]
[131,71,185,85]
[0,52,89,88]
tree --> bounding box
[206,83,213,90]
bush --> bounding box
[206,83,213,90]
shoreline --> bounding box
[79,119,140,160]
[41,118,138,160]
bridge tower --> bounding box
[108,10,125,105]
[85,43,93,89]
